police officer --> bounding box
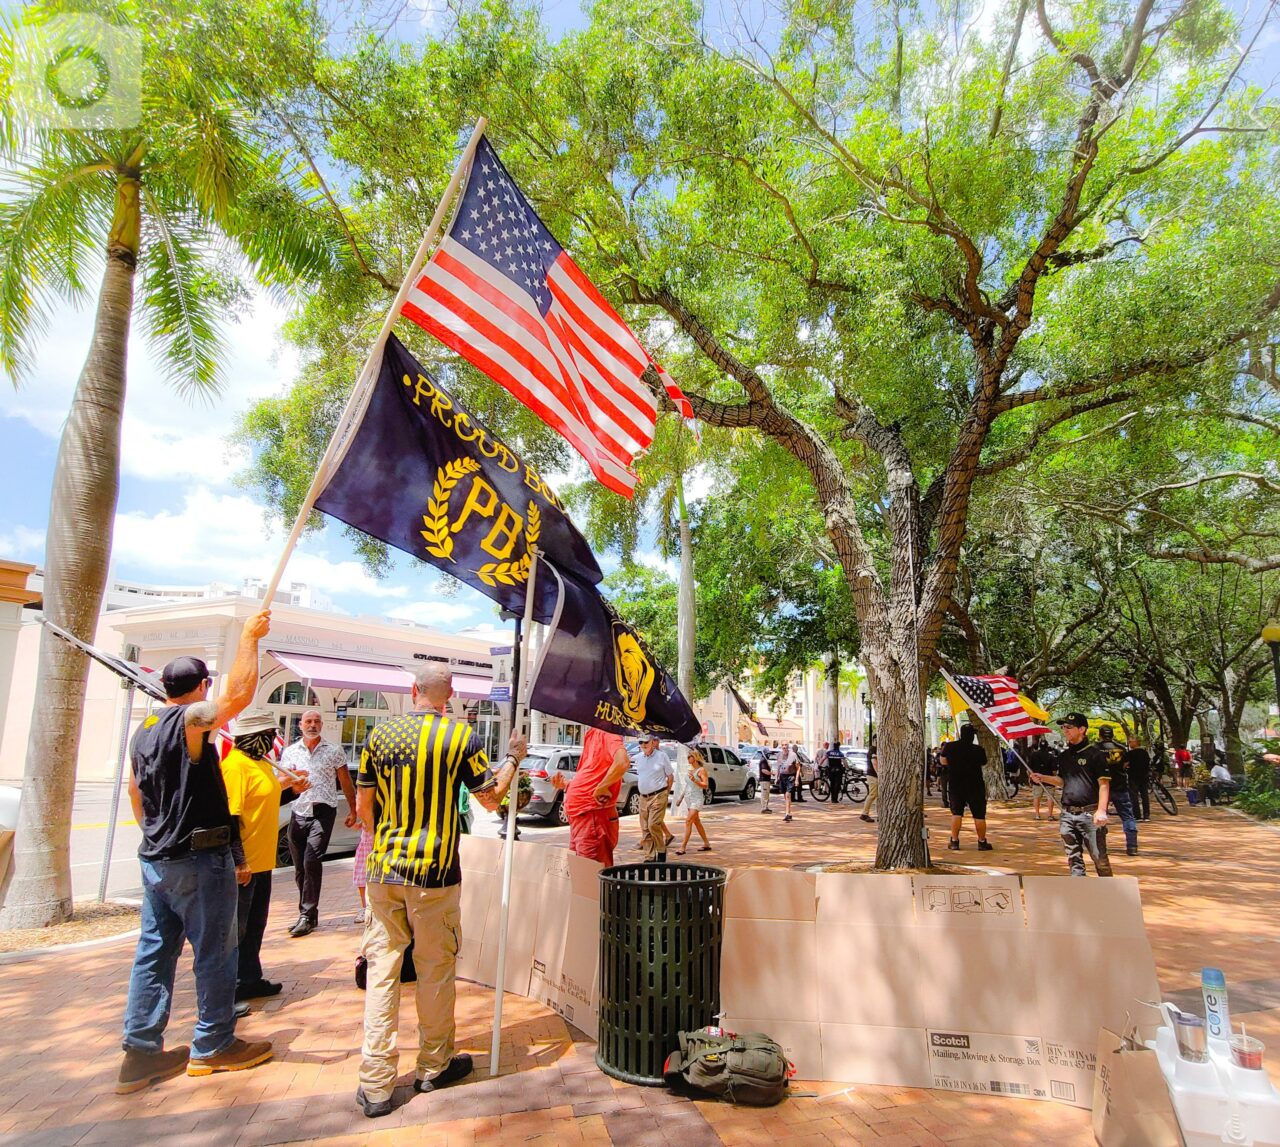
[1028,712,1113,877]
[1098,725,1138,855]
[825,739,846,804]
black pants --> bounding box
[236,871,272,984]
[1130,774,1150,819]
[939,770,950,807]
[827,765,844,802]
[288,805,336,922]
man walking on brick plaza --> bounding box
[634,732,674,861]
[118,611,275,1094]
[355,665,524,1118]
[281,709,358,937]
[1029,712,1113,877]
[1124,735,1152,821]
[552,726,629,866]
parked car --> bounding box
[519,743,583,825]
[625,739,757,804]
[833,747,871,775]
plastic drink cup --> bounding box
[1230,1034,1264,1071]
[1174,1012,1209,1063]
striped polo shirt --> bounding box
[358,709,494,888]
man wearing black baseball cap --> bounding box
[1028,712,1113,877]
[118,608,276,1094]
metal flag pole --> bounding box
[259,116,489,605]
[97,681,137,903]
[490,547,540,1078]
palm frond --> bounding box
[136,195,225,396]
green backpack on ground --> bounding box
[663,1029,792,1106]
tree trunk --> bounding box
[675,475,695,704]
[974,722,1007,797]
[821,653,839,743]
[0,180,138,928]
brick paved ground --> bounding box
[1,795,1277,1146]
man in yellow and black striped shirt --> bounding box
[354,665,523,1118]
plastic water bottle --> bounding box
[1202,968,1231,1050]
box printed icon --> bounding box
[10,14,141,130]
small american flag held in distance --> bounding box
[403,135,691,498]
[951,674,1049,740]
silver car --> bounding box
[520,743,583,825]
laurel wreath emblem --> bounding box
[477,502,541,587]
[421,458,481,561]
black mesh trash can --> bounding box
[596,862,726,1085]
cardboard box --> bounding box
[816,870,915,926]
[913,873,1024,931]
[925,1029,1051,1100]
[726,866,817,921]
[528,848,601,1039]
[719,917,819,1023]
[822,1023,931,1088]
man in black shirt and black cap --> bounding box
[1028,712,1113,877]
[1124,735,1152,821]
[939,724,992,851]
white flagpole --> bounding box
[259,116,489,605]
[490,547,541,1078]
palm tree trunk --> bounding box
[675,473,695,703]
[821,653,839,743]
[0,180,138,928]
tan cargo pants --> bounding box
[637,789,669,860]
[359,881,461,1101]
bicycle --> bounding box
[1150,773,1178,816]
[809,766,867,803]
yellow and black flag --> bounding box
[314,334,602,622]
[530,565,701,743]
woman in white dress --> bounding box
[674,746,712,855]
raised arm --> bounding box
[469,730,527,813]
[183,611,271,759]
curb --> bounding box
[0,898,143,965]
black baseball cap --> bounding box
[161,656,213,698]
[1057,711,1089,729]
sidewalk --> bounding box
[1,796,1276,1146]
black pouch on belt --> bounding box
[190,825,231,851]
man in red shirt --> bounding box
[553,727,629,866]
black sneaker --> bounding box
[355,1087,393,1118]
[414,1053,474,1093]
[978,840,993,852]
[236,979,282,1001]
[783,814,792,823]
[948,839,960,850]
[860,814,874,823]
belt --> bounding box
[1062,804,1098,814]
[639,788,667,797]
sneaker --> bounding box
[860,814,873,823]
[978,840,993,852]
[187,1037,273,1077]
[289,917,316,938]
[234,1002,251,1019]
[948,839,960,850]
[355,1087,393,1118]
[413,1053,474,1093]
[761,808,772,814]
[235,979,282,1001]
[783,814,792,823]
[1127,846,1138,856]
[116,1045,189,1094]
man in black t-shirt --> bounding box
[1028,737,1056,819]
[118,611,275,1095]
[1124,736,1152,821]
[940,725,992,851]
[1028,712,1113,877]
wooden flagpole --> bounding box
[490,547,540,1077]
[259,116,488,605]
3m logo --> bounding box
[930,1033,971,1049]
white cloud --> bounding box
[386,600,477,627]
[636,549,679,579]
[1,290,297,485]
[457,624,514,645]
[0,524,44,560]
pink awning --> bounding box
[270,652,413,693]
[451,674,493,700]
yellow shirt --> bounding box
[220,748,282,874]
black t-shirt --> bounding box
[1124,747,1151,779]
[941,740,986,787]
[131,705,236,860]
[1097,739,1127,782]
[1054,740,1111,807]
[1029,743,1056,776]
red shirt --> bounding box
[565,728,625,818]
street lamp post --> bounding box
[1264,620,1280,737]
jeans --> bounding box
[1112,789,1138,850]
[288,804,337,922]
[237,871,273,985]
[1059,809,1113,878]
[122,849,238,1059]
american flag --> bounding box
[948,673,1050,741]
[402,135,691,498]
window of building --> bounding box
[342,689,389,710]
[338,690,393,760]
[794,701,804,717]
[267,680,318,707]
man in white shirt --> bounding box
[1206,761,1239,806]
[280,711,357,936]
[634,733,674,862]
[777,742,799,823]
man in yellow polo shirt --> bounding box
[221,708,307,1002]
[354,664,524,1119]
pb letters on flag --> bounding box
[315,333,601,624]
[531,567,700,743]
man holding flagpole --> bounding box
[354,665,525,1118]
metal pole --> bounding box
[97,683,136,903]
[491,549,540,1078]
